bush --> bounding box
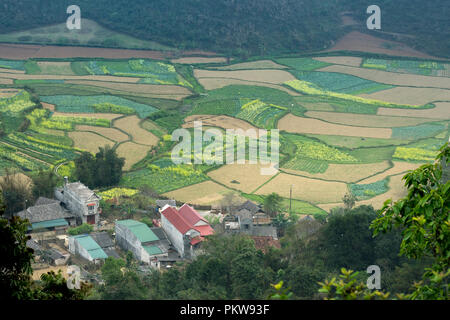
[67,223,94,236]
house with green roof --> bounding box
[68,234,108,262]
[115,219,170,266]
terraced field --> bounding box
[0,48,448,216]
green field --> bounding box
[40,95,158,118]
[363,58,450,77]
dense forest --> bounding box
[0,0,448,57]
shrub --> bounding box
[67,223,94,236]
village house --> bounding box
[55,177,101,225]
[115,219,170,267]
[69,232,119,263]
[160,204,214,259]
[68,234,108,263]
[16,197,76,233]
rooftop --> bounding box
[16,202,74,224]
[72,234,108,260]
[65,182,100,202]
[116,219,159,243]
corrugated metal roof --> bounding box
[72,234,108,259]
[30,218,68,230]
[116,219,159,243]
[143,245,163,256]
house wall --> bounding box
[63,186,99,225]
[115,223,144,262]
[68,237,93,262]
[161,214,185,257]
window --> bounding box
[87,204,95,212]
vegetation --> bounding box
[74,145,125,189]
[67,223,94,236]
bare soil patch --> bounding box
[255,173,348,204]
[358,161,423,184]
[68,131,114,153]
[210,60,287,70]
[51,112,122,120]
[358,87,450,105]
[278,114,392,138]
[208,162,275,193]
[171,57,227,64]
[305,111,439,128]
[116,142,151,171]
[194,69,296,84]
[324,31,438,59]
[377,102,450,120]
[282,161,391,183]
[76,125,129,142]
[114,115,159,146]
[163,180,242,206]
[318,64,450,89]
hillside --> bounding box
[0,1,448,58]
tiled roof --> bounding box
[179,204,206,226]
[194,225,214,236]
[34,197,60,206]
[16,202,74,224]
[143,245,163,256]
[65,182,100,202]
[31,218,68,230]
[161,206,192,234]
[91,232,114,248]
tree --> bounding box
[31,169,58,200]
[0,169,33,217]
[98,257,149,300]
[0,197,90,299]
[370,143,449,299]
[264,193,283,217]
[342,192,357,210]
[74,145,125,189]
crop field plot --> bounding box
[42,115,111,131]
[362,58,450,77]
[359,161,424,184]
[0,89,35,114]
[235,99,287,129]
[72,59,191,87]
[278,114,392,139]
[377,102,450,120]
[63,80,191,100]
[255,173,348,204]
[312,56,363,67]
[171,57,228,64]
[317,64,450,90]
[392,147,438,162]
[0,59,25,70]
[290,71,393,95]
[75,125,129,142]
[116,142,152,170]
[359,87,450,105]
[207,162,276,194]
[120,165,209,193]
[113,116,159,146]
[183,115,258,132]
[209,60,287,70]
[350,178,389,200]
[29,61,76,75]
[305,111,440,128]
[391,123,447,140]
[194,69,296,85]
[306,134,408,149]
[163,180,242,206]
[40,95,158,118]
[68,131,115,153]
[283,161,391,183]
[274,57,330,71]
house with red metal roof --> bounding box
[160,204,214,258]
